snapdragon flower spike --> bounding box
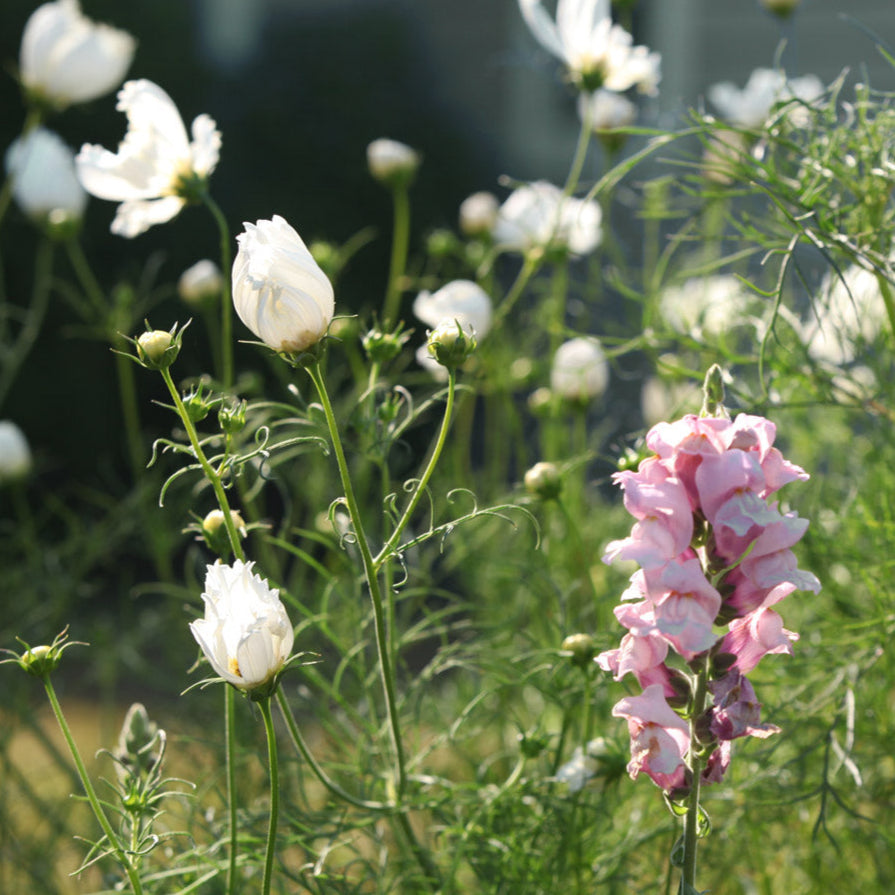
[600,411,819,795]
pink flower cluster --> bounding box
[598,413,820,796]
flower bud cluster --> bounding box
[599,413,820,795]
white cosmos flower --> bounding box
[190,560,294,692]
[658,275,759,341]
[19,0,135,109]
[708,68,824,129]
[518,0,660,94]
[75,79,221,237]
[5,127,87,224]
[413,280,493,339]
[551,336,609,402]
[802,265,888,367]
[494,181,602,257]
[232,215,335,353]
[0,421,33,485]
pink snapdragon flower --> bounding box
[601,406,817,796]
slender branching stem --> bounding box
[258,697,279,895]
[202,193,234,390]
[383,185,411,327]
[42,676,145,895]
[681,656,709,893]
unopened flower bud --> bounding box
[0,421,33,485]
[366,138,420,187]
[759,0,800,17]
[527,386,553,416]
[363,326,410,364]
[178,260,222,307]
[426,319,476,369]
[561,632,595,668]
[459,191,499,238]
[201,508,247,557]
[4,629,81,677]
[136,328,180,370]
[525,461,562,501]
[218,400,247,436]
[426,228,460,259]
[701,364,726,417]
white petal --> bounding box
[110,196,185,237]
[75,142,162,200]
[518,0,565,60]
[190,114,221,177]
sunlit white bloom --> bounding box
[0,421,33,485]
[708,68,824,129]
[658,275,758,340]
[413,280,493,339]
[551,336,609,401]
[19,0,135,109]
[518,0,660,94]
[232,215,335,353]
[5,127,87,224]
[190,560,294,692]
[178,259,223,306]
[459,191,499,237]
[366,138,420,185]
[494,181,602,257]
[76,79,221,237]
[801,265,888,366]
[578,88,637,131]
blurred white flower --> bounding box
[76,79,221,237]
[0,421,32,485]
[413,280,493,339]
[640,374,701,427]
[19,0,135,110]
[494,181,602,257]
[518,0,660,94]
[555,745,597,792]
[658,275,758,340]
[802,265,888,367]
[190,560,294,693]
[178,259,223,306]
[578,88,637,131]
[459,191,499,237]
[551,336,609,401]
[366,138,420,186]
[5,126,87,225]
[232,215,335,353]
[708,68,824,129]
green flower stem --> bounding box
[42,675,144,895]
[305,361,406,778]
[159,365,243,895]
[564,98,593,198]
[201,193,234,390]
[374,368,457,569]
[383,184,411,327]
[681,657,709,893]
[0,238,53,411]
[555,494,600,623]
[492,252,541,328]
[258,697,280,895]
[305,360,440,890]
[275,690,388,811]
[159,367,245,561]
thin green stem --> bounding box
[304,359,440,890]
[159,367,245,561]
[492,252,541,328]
[0,238,54,412]
[275,690,388,810]
[304,361,406,781]
[224,687,238,895]
[42,676,144,895]
[202,193,234,390]
[564,98,593,198]
[374,368,456,569]
[681,658,709,893]
[383,185,411,327]
[258,697,279,895]
[64,238,108,319]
